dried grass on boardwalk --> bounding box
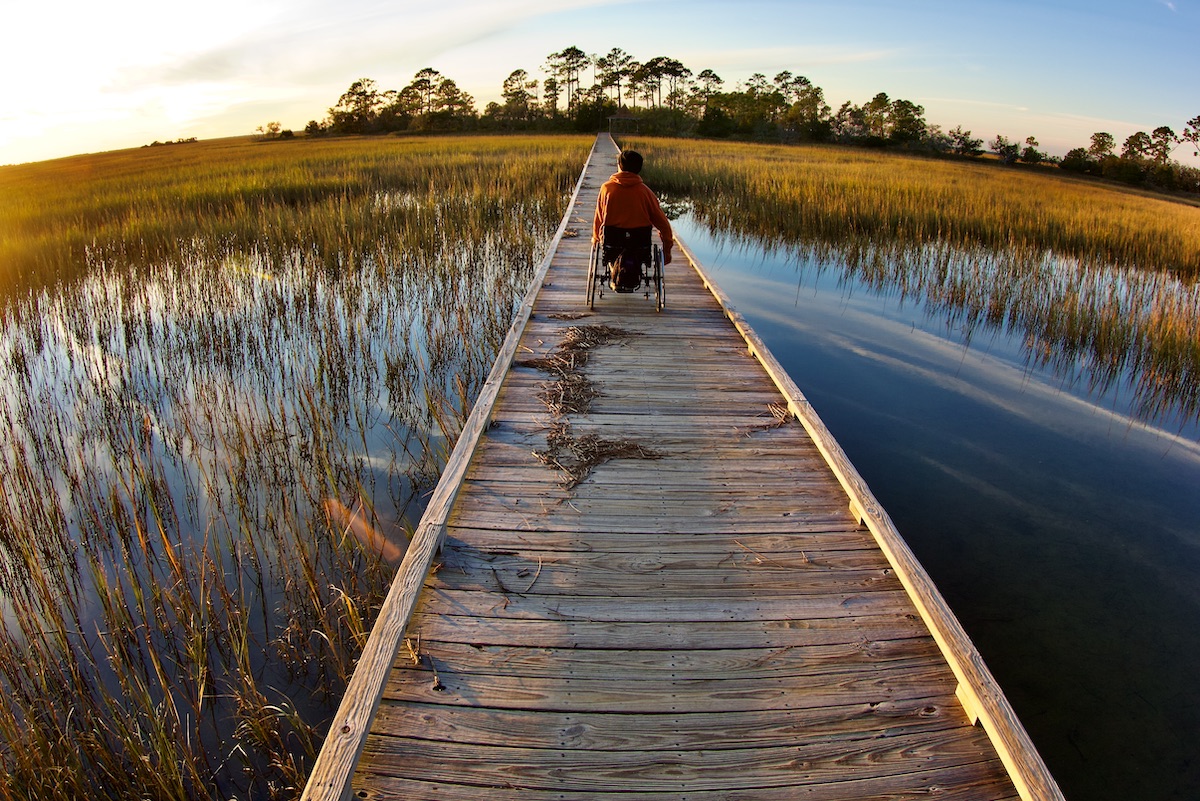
[518,324,663,488]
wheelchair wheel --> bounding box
[652,244,665,311]
[586,242,599,309]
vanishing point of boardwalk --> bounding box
[303,134,1063,800]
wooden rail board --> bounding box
[302,134,1061,801]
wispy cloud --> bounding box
[921,97,1031,113]
[136,0,631,87]
[694,45,896,71]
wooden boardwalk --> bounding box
[303,135,1062,801]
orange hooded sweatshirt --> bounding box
[592,171,674,257]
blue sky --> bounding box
[1,0,1196,165]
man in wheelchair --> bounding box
[592,149,674,292]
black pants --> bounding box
[602,226,651,290]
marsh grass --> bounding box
[0,135,588,298]
[630,137,1200,274]
[0,134,592,798]
[627,137,1200,428]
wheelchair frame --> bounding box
[585,239,665,312]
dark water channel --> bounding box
[674,214,1200,801]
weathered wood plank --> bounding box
[434,545,891,576]
[444,510,868,535]
[415,586,910,624]
[389,637,941,680]
[468,438,845,469]
[452,478,851,505]
[482,414,825,439]
[367,692,963,749]
[441,527,874,552]
[460,471,845,494]
[449,508,857,531]
[426,560,902,598]
[357,727,1000,792]
[381,660,957,714]
[459,466,853,492]
[351,770,1018,801]
[350,767,1017,801]
[405,613,928,650]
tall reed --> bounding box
[0,133,593,799]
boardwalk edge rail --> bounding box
[299,138,601,801]
[675,235,1065,801]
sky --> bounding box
[1,0,1197,166]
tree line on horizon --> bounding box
[295,45,1200,194]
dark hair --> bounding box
[618,150,643,173]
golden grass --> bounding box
[0,134,592,295]
[627,137,1200,275]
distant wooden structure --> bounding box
[301,134,1064,801]
[607,109,639,134]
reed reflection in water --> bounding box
[675,212,1200,801]
[681,201,1200,434]
[0,226,545,797]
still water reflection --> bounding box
[675,213,1200,801]
[0,235,536,795]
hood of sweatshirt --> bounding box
[608,171,645,187]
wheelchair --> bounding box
[586,226,665,312]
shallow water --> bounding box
[675,214,1200,801]
[0,238,528,794]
